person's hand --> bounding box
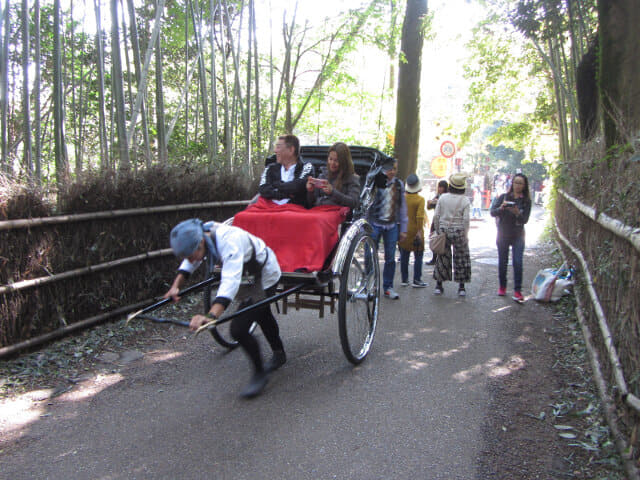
[510,205,520,215]
[399,232,407,242]
[321,182,333,194]
[163,286,181,303]
[189,314,210,331]
[306,177,315,192]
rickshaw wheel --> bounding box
[338,231,380,364]
[203,268,257,350]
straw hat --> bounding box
[448,172,467,190]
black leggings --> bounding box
[229,285,283,372]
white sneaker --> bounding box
[384,288,400,299]
[458,288,466,297]
[400,281,409,287]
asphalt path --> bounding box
[1,205,552,479]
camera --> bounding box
[504,201,516,207]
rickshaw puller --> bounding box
[164,218,286,398]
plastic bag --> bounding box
[531,263,574,302]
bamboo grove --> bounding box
[0,0,404,189]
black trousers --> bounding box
[229,285,284,372]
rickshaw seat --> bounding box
[233,197,350,273]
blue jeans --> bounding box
[371,224,399,290]
[399,247,424,283]
[497,232,525,291]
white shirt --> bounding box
[178,223,281,300]
[272,164,296,205]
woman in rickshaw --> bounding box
[306,142,360,209]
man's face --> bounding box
[186,240,206,263]
[275,140,294,164]
[385,163,397,180]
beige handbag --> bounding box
[428,231,447,254]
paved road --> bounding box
[1,206,552,479]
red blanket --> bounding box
[233,197,350,273]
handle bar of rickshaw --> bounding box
[126,275,220,325]
[194,283,306,335]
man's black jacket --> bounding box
[258,159,314,206]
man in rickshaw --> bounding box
[164,218,286,398]
[258,134,314,206]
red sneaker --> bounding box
[498,286,506,296]
[512,291,524,303]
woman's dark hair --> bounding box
[449,186,465,195]
[437,180,448,192]
[327,142,355,191]
[507,173,531,201]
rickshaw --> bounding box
[130,146,392,365]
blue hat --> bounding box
[170,219,204,257]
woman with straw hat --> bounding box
[431,172,471,296]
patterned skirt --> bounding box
[433,227,471,283]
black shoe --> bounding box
[264,350,286,373]
[240,370,269,398]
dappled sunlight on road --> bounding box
[0,347,189,444]
[0,389,52,438]
[0,372,123,440]
[453,355,526,382]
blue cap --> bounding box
[170,219,204,257]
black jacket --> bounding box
[258,159,314,206]
[490,193,532,237]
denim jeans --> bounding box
[371,224,399,290]
[497,233,525,291]
[399,247,424,283]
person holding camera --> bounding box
[490,173,532,303]
[306,142,360,209]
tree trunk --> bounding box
[394,0,427,179]
[110,0,130,173]
[93,0,109,171]
[34,0,41,183]
[1,0,11,173]
[155,33,167,164]
[251,0,261,162]
[189,0,212,162]
[126,0,152,168]
[21,0,32,178]
[599,0,640,148]
[218,0,232,170]
[209,0,218,162]
[53,0,69,188]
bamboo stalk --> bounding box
[559,189,640,253]
[0,200,250,231]
[0,248,173,295]
[555,219,640,413]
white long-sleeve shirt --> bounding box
[177,223,281,304]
